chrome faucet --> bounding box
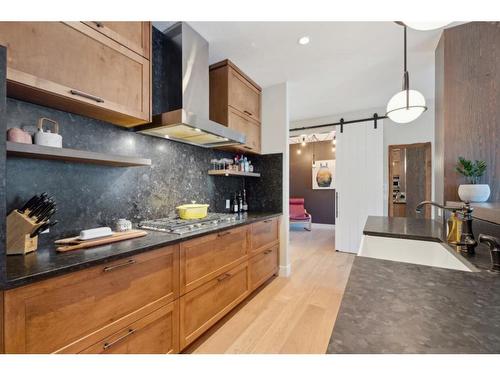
[415,200,478,256]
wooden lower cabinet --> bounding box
[251,217,279,255]
[180,225,248,294]
[3,245,179,353]
[249,245,279,291]
[1,218,281,354]
[79,301,179,354]
[179,261,250,350]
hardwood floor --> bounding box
[185,224,355,354]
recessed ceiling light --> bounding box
[298,36,310,45]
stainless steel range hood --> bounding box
[136,22,245,147]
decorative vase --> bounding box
[458,184,490,203]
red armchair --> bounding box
[289,198,312,231]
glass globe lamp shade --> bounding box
[404,22,450,31]
[386,89,427,124]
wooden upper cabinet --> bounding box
[228,107,261,153]
[83,21,150,58]
[0,22,151,127]
[228,67,261,121]
[209,59,262,154]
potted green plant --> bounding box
[455,157,490,202]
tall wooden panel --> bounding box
[435,22,500,203]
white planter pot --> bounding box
[458,184,490,203]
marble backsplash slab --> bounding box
[4,98,282,242]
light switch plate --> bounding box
[225,199,230,209]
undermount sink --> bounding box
[358,235,474,272]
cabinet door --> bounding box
[83,21,151,58]
[180,225,248,294]
[0,22,150,126]
[79,302,179,354]
[4,245,179,353]
[251,218,279,255]
[228,68,261,121]
[179,262,250,350]
[249,245,278,291]
[228,107,261,153]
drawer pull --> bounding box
[243,110,253,116]
[92,21,104,28]
[70,89,104,103]
[264,249,273,254]
[103,328,135,350]
[217,273,231,282]
[217,231,231,237]
[103,259,136,272]
[263,219,273,223]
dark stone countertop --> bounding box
[363,216,444,242]
[328,215,500,354]
[1,212,281,290]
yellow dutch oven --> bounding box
[176,201,209,220]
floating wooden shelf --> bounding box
[6,142,152,167]
[208,169,261,177]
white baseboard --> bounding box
[311,223,335,229]
[279,263,291,277]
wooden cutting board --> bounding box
[55,230,148,252]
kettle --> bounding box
[34,118,62,148]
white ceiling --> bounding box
[154,22,443,122]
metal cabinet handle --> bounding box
[93,21,104,28]
[103,328,135,350]
[217,273,231,282]
[243,110,253,116]
[335,192,339,219]
[103,259,136,272]
[263,219,273,223]
[264,249,272,254]
[70,89,104,103]
[217,231,231,237]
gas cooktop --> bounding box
[138,213,241,235]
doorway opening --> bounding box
[388,142,432,219]
[288,133,336,246]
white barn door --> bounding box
[335,120,384,253]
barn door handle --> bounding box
[336,192,339,219]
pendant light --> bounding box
[386,25,427,124]
[403,22,450,31]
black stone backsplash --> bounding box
[4,98,282,242]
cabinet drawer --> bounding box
[249,245,278,291]
[180,225,248,294]
[0,22,150,126]
[4,245,179,353]
[228,107,261,153]
[79,301,179,354]
[83,21,151,58]
[179,262,250,349]
[251,218,279,254]
[228,68,261,121]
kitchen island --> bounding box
[328,216,500,354]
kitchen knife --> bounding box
[20,195,40,213]
[36,205,56,223]
[30,220,58,238]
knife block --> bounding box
[6,210,40,255]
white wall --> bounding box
[291,103,436,217]
[261,82,291,276]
